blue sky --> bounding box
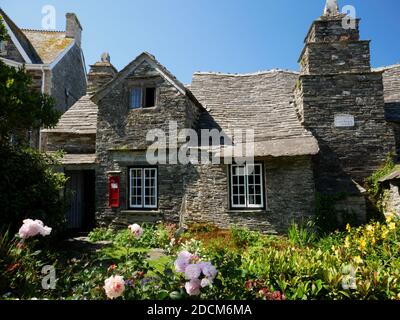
[1,0,400,84]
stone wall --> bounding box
[1,38,25,62]
[45,133,95,154]
[95,60,202,226]
[383,181,400,217]
[184,156,316,234]
[50,44,87,113]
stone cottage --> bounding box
[42,0,400,233]
[0,8,87,147]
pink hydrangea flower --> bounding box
[174,251,193,273]
[18,219,52,240]
[184,264,202,280]
[185,279,201,296]
[200,278,213,288]
[104,275,125,299]
[128,224,143,239]
[199,262,217,280]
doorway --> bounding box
[65,170,95,232]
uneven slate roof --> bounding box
[190,70,319,157]
[21,29,73,64]
[0,8,42,63]
[379,170,400,183]
[375,64,400,123]
[43,95,97,134]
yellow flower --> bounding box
[358,238,367,251]
[344,236,351,249]
[366,225,374,233]
[382,228,389,240]
[346,224,352,233]
[386,215,393,223]
[353,256,364,265]
[388,222,396,231]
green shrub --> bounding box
[88,228,114,243]
[230,226,261,248]
[0,145,67,234]
[287,220,317,247]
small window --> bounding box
[0,40,7,55]
[230,163,264,209]
[130,87,156,109]
[129,167,158,209]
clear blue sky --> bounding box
[1,0,400,84]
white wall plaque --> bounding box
[334,115,355,128]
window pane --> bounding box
[130,169,142,207]
[145,88,156,108]
[131,88,142,109]
[144,168,157,208]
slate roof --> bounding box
[376,64,400,123]
[42,95,97,134]
[21,29,73,64]
[190,70,319,157]
[0,8,74,65]
[0,8,42,63]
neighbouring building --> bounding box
[42,0,400,233]
[0,8,87,147]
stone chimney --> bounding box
[87,53,118,95]
[323,0,340,17]
[66,13,82,47]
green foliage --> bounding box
[365,153,396,215]
[87,228,114,243]
[0,145,67,234]
[0,17,6,42]
[230,226,261,248]
[2,219,400,300]
[0,62,60,145]
[287,220,317,246]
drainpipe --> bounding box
[38,65,46,152]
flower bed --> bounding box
[1,216,399,300]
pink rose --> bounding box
[185,279,201,296]
[184,264,201,280]
[18,219,52,240]
[128,224,143,239]
[104,275,125,299]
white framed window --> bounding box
[129,167,158,209]
[230,163,264,209]
[130,87,156,109]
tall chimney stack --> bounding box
[87,53,118,95]
[66,13,82,47]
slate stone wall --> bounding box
[183,156,315,234]
[295,16,396,222]
[51,44,87,113]
[45,133,96,154]
[383,181,400,217]
[95,60,202,226]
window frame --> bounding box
[129,87,157,109]
[229,163,265,210]
[128,166,158,210]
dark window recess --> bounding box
[144,88,156,108]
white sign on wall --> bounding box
[334,114,355,128]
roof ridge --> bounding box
[373,63,400,71]
[21,28,65,33]
[193,69,299,77]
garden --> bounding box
[1,214,399,300]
